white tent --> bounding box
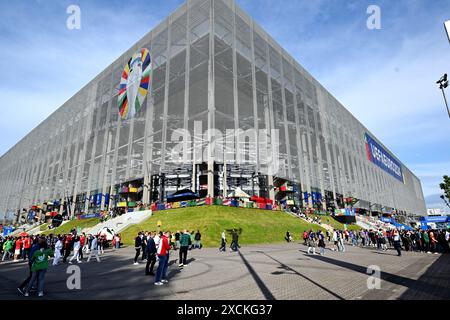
[227,187,250,199]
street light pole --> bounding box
[436,74,450,118]
[440,86,450,118]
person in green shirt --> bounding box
[24,239,54,297]
[2,238,13,261]
[179,230,192,268]
[422,231,430,253]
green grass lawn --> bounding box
[41,218,100,236]
[121,206,325,248]
[308,214,361,232]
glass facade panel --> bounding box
[0,0,425,218]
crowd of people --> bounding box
[1,231,123,265]
[2,219,449,298]
[132,229,204,286]
[131,228,243,286]
[219,229,240,252]
[292,227,450,257]
[0,230,124,296]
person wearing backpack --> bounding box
[24,239,54,297]
[318,230,326,255]
[307,230,317,255]
[175,231,181,250]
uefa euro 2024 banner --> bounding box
[365,133,404,183]
[118,48,151,120]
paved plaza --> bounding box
[0,243,449,300]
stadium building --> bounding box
[0,0,426,221]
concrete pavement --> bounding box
[0,242,448,300]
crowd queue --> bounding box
[0,230,123,296]
[130,228,242,286]
[1,222,448,297]
[288,228,450,257]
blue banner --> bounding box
[95,194,102,206]
[312,192,322,204]
[79,213,101,219]
[3,226,13,236]
[365,133,403,183]
[420,216,449,223]
[344,208,355,216]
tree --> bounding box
[439,175,450,208]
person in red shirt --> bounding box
[63,234,73,263]
[79,233,86,260]
[14,237,23,262]
[154,231,171,286]
[22,236,32,261]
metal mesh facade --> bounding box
[0,0,426,217]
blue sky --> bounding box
[0,0,449,209]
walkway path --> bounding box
[0,242,448,300]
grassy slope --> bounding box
[41,218,100,236]
[121,206,326,248]
[308,214,361,232]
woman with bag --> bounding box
[307,230,317,255]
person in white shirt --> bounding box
[392,229,402,257]
[219,231,227,252]
[87,235,101,263]
[332,230,338,251]
[69,236,82,264]
[53,237,63,266]
[153,232,161,262]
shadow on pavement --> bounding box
[305,250,450,300]
[0,249,251,300]
[237,251,275,300]
[256,251,344,300]
[398,254,450,300]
